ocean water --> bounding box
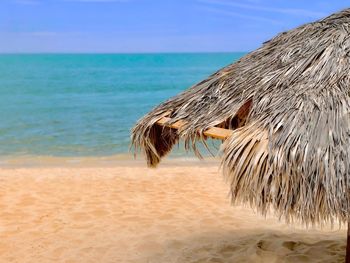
[0,53,244,158]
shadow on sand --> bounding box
[147,229,345,263]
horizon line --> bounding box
[0,51,249,55]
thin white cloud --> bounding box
[64,0,129,2]
[15,0,129,4]
[200,6,282,24]
[15,0,40,4]
[22,31,59,36]
[15,31,85,37]
[245,0,262,3]
[198,0,327,18]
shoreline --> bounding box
[0,154,220,168]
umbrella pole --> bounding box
[347,220,350,263]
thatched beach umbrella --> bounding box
[132,9,350,261]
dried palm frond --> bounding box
[131,9,350,226]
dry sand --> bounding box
[0,158,346,263]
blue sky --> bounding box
[1,0,349,53]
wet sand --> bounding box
[0,159,346,262]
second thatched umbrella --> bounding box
[132,8,350,261]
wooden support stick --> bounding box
[156,117,233,140]
[346,220,350,263]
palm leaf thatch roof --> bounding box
[132,9,350,226]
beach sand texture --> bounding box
[0,160,346,263]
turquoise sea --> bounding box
[0,53,244,158]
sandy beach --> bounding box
[0,158,346,263]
